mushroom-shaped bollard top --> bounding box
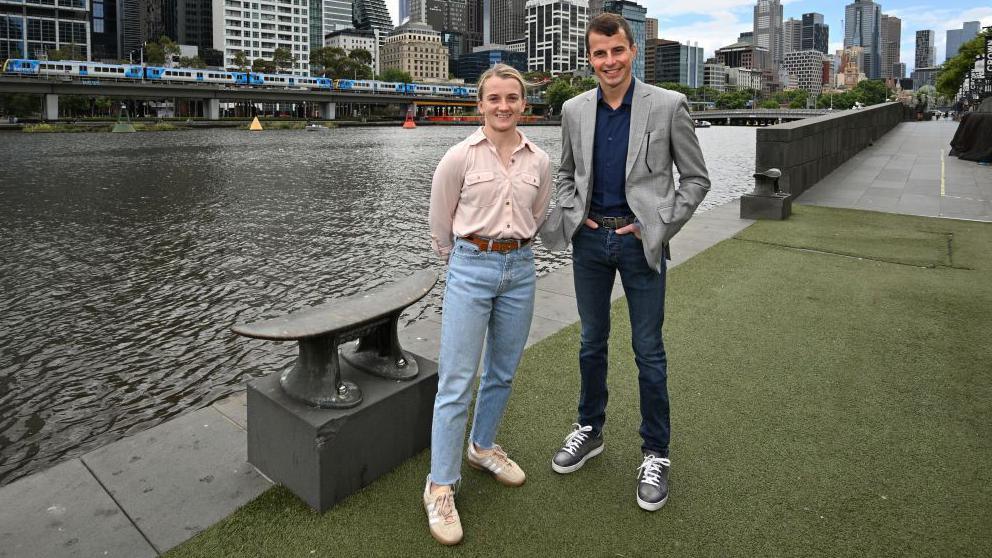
[753,168,782,196]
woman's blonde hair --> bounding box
[477,64,530,100]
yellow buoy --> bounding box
[249,116,263,131]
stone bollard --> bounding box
[740,168,792,220]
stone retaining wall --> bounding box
[755,102,904,196]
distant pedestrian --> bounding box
[540,13,710,512]
[425,63,552,545]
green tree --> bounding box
[852,79,890,105]
[252,58,276,73]
[271,47,294,73]
[914,85,936,114]
[715,89,755,109]
[546,78,578,114]
[935,30,990,98]
[348,48,373,66]
[0,93,39,117]
[179,56,207,69]
[659,82,694,96]
[46,46,79,61]
[310,46,347,77]
[574,76,598,92]
[378,67,413,83]
[233,50,250,72]
[760,99,780,109]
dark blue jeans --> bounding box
[571,225,669,457]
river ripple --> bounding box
[0,124,755,485]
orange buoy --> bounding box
[402,111,416,128]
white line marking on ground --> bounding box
[940,149,946,197]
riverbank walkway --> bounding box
[1,120,989,557]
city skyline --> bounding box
[387,0,990,74]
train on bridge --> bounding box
[2,58,480,99]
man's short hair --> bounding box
[585,13,634,53]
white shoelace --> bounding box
[637,455,671,488]
[561,424,593,456]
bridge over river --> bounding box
[0,76,541,120]
[691,108,833,126]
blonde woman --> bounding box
[425,64,552,545]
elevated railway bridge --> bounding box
[0,76,548,120]
[689,108,832,126]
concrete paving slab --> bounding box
[81,407,271,554]
[0,459,156,558]
[212,391,248,430]
[536,267,576,297]
[526,314,575,347]
[533,288,582,325]
[398,319,442,361]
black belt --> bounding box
[589,214,637,229]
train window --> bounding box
[80,66,87,71]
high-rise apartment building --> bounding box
[945,21,980,61]
[212,0,310,74]
[644,16,656,41]
[782,49,827,95]
[753,0,783,69]
[0,0,91,60]
[738,31,753,45]
[601,0,645,81]
[783,17,800,55]
[844,0,881,79]
[643,38,672,83]
[524,0,587,76]
[915,29,934,70]
[352,0,393,34]
[309,0,351,53]
[801,12,827,54]
[464,0,482,50]
[880,14,900,79]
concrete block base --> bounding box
[740,192,793,220]
[247,352,438,512]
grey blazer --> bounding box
[539,79,711,273]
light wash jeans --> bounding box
[429,237,536,486]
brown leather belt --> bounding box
[461,234,532,253]
[589,214,637,229]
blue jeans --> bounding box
[430,238,536,485]
[571,225,669,457]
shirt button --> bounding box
[506,224,510,228]
[506,201,510,205]
[608,136,612,141]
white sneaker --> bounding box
[423,477,463,545]
[466,443,526,487]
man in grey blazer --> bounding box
[540,13,710,511]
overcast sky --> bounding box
[387,0,991,73]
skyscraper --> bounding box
[644,17,657,41]
[753,0,783,70]
[353,0,393,32]
[945,21,980,61]
[915,29,935,70]
[525,0,588,75]
[844,0,881,79]
[783,18,801,56]
[801,12,828,55]
[880,14,900,79]
[492,0,526,44]
[602,0,645,81]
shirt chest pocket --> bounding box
[461,170,500,207]
[512,172,541,208]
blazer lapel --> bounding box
[580,90,596,187]
[625,79,651,180]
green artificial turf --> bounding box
[167,205,992,557]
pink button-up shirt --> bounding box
[429,127,553,259]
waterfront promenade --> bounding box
[1,119,989,556]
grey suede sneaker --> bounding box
[636,452,670,511]
[551,424,604,474]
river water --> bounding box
[0,124,755,485]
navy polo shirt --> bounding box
[590,80,636,217]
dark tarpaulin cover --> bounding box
[949,109,992,162]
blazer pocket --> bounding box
[657,203,675,224]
